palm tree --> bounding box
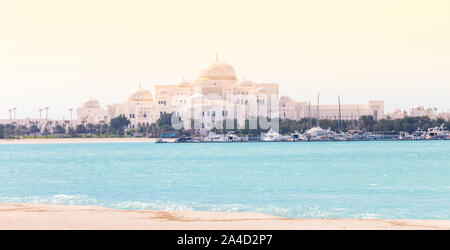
[14,126,22,139]
[54,125,66,137]
[29,124,40,138]
[86,123,95,136]
[68,126,76,137]
[12,107,17,120]
[38,108,43,120]
[75,124,85,137]
[68,108,73,120]
[45,107,49,120]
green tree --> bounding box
[109,116,131,136]
[28,124,40,138]
[100,123,109,136]
[54,125,66,137]
[86,123,95,136]
[75,124,85,136]
[0,124,4,139]
[157,113,175,131]
[68,126,76,137]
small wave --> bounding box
[110,200,352,219]
[0,194,96,206]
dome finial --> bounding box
[216,53,219,61]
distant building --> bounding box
[76,97,109,124]
[279,96,384,121]
[437,110,450,121]
[75,55,390,128]
[77,55,280,129]
[410,105,436,119]
[387,109,407,120]
[106,85,157,128]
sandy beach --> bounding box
[0,203,449,230]
[0,138,176,144]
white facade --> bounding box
[153,55,279,129]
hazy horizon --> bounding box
[1,0,449,120]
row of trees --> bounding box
[1,114,449,139]
[0,114,184,139]
[0,116,132,139]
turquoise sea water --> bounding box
[0,141,449,219]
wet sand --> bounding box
[0,203,449,230]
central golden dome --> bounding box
[198,54,237,81]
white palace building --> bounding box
[75,55,385,129]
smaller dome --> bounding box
[82,97,101,108]
[158,89,169,94]
[127,85,153,102]
[256,87,266,93]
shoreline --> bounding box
[1,137,449,145]
[0,203,449,230]
[0,137,174,144]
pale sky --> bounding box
[1,0,449,119]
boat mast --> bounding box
[357,105,360,130]
[308,101,312,129]
[317,93,320,127]
[338,95,342,133]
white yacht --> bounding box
[302,127,333,141]
[262,128,287,142]
[425,124,448,140]
[412,128,426,140]
[226,132,242,142]
[204,132,226,142]
[334,132,348,141]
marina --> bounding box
[169,124,450,143]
